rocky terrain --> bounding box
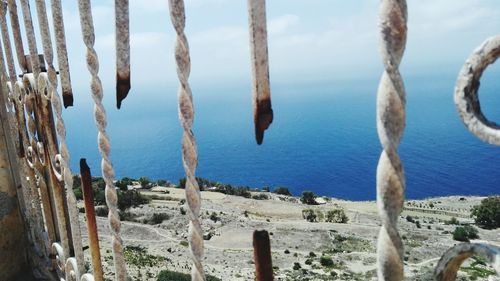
[78,189,499,280]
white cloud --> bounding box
[130,0,168,14]
[268,14,299,35]
[47,0,500,93]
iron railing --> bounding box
[0,0,498,281]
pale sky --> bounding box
[14,0,500,104]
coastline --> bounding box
[79,183,499,280]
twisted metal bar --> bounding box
[376,1,407,280]
[50,0,74,108]
[247,0,273,145]
[35,0,85,271]
[434,242,500,280]
[115,0,130,109]
[168,1,205,280]
[455,35,500,145]
[77,0,127,280]
[6,0,27,73]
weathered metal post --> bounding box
[80,158,104,281]
[0,74,30,280]
[253,230,273,281]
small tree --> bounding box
[156,179,168,186]
[273,187,292,196]
[320,256,334,267]
[300,191,317,205]
[446,217,460,225]
[138,176,151,189]
[471,196,500,229]
[117,190,150,211]
[453,225,479,242]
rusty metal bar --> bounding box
[247,0,273,145]
[19,0,73,260]
[253,230,273,281]
[50,0,73,108]
[80,159,104,281]
[15,79,58,246]
[6,0,27,73]
[115,0,130,109]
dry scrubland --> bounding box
[78,188,499,281]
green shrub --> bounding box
[300,191,317,205]
[309,251,316,257]
[73,188,83,200]
[305,258,313,265]
[273,187,292,196]
[124,245,165,267]
[471,196,500,229]
[117,190,150,211]
[406,215,414,223]
[94,189,106,205]
[252,193,269,200]
[156,179,168,186]
[302,209,317,222]
[157,270,221,281]
[445,217,460,225]
[95,206,108,217]
[320,256,334,267]
[453,225,479,242]
[147,213,170,225]
[293,262,301,270]
[119,211,138,222]
[139,176,151,189]
[325,209,349,223]
[209,212,219,222]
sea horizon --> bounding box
[65,73,500,201]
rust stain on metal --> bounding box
[253,230,273,281]
[248,0,273,145]
[80,158,104,281]
[116,72,130,109]
[62,91,73,108]
[254,97,273,145]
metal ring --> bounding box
[53,154,64,181]
[36,141,46,166]
[52,242,66,273]
[37,72,52,100]
[13,81,25,104]
[434,242,500,281]
[455,35,500,145]
[26,145,36,168]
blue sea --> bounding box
[64,71,500,201]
